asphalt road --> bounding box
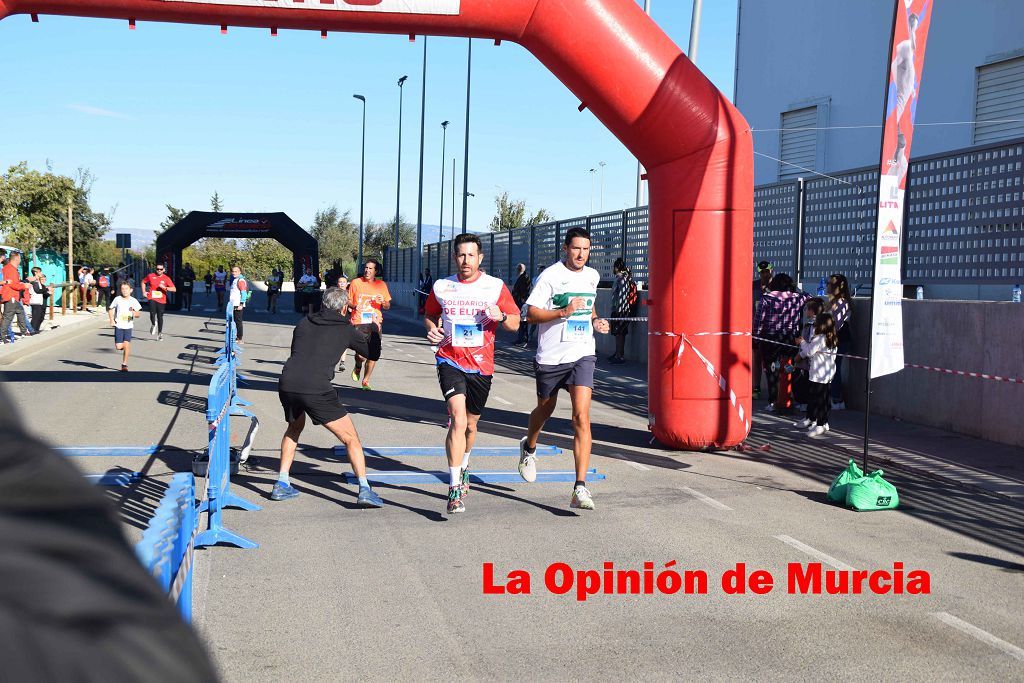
[3,290,1022,681]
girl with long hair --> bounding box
[795,312,838,437]
[827,273,852,409]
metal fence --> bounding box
[386,207,651,287]
[386,136,1024,290]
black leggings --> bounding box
[807,381,831,426]
[149,300,166,333]
[233,307,244,340]
[181,287,193,310]
[97,287,111,310]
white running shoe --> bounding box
[150,323,157,336]
[571,485,595,510]
[807,425,827,437]
[793,418,812,429]
[822,423,830,433]
[517,437,537,483]
[762,403,776,412]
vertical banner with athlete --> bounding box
[869,0,934,378]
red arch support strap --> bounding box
[2,0,753,448]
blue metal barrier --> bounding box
[136,472,197,621]
[195,302,260,549]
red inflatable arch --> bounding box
[1,0,753,449]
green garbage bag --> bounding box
[827,459,864,503]
[845,469,899,511]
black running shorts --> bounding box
[279,388,348,425]
[355,323,383,362]
[436,362,492,416]
[534,355,597,398]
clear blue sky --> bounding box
[0,1,738,238]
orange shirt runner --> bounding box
[347,277,392,326]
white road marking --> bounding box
[931,612,1024,662]
[680,486,733,511]
[774,535,854,571]
[492,395,512,406]
[626,461,650,471]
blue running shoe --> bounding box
[356,486,384,508]
[270,481,299,501]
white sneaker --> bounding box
[517,437,537,483]
[763,403,776,412]
[793,418,812,429]
[150,323,157,336]
[570,485,595,510]
[822,423,830,433]
[832,402,846,410]
[807,425,827,437]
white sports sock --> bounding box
[449,466,461,487]
[278,472,290,486]
[460,451,471,469]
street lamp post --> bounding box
[439,120,449,243]
[353,94,366,271]
[598,161,606,212]
[415,37,428,283]
[461,38,472,234]
[451,157,456,233]
[589,168,596,214]
[395,75,408,259]
[636,0,651,207]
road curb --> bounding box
[0,315,107,366]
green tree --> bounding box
[0,162,110,256]
[310,206,359,274]
[157,204,189,236]
[363,215,416,258]
[210,191,224,212]
[489,191,553,232]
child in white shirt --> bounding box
[108,281,142,372]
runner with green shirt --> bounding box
[517,226,610,510]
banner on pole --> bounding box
[869,0,934,378]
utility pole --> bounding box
[66,203,74,283]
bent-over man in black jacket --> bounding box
[272,286,384,508]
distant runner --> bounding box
[107,281,141,372]
[297,267,320,314]
[517,227,609,510]
[347,259,391,391]
[266,268,284,314]
[272,287,384,508]
[141,263,176,341]
[213,266,228,309]
[424,234,520,514]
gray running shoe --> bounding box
[271,481,299,501]
[356,487,383,508]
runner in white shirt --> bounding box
[517,227,610,510]
[297,268,320,314]
[107,281,141,372]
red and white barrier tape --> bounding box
[903,363,1024,385]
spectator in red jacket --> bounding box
[1,251,31,344]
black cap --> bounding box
[757,261,773,271]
